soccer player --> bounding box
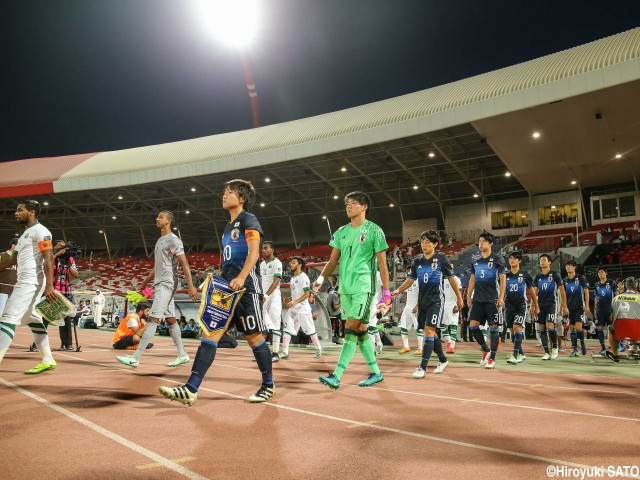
[398,266,422,354]
[116,211,198,368]
[392,230,463,378]
[466,232,507,369]
[160,179,274,405]
[367,271,385,355]
[441,273,462,354]
[280,256,322,359]
[533,254,568,361]
[563,260,590,357]
[0,200,58,374]
[315,191,390,389]
[112,302,151,350]
[260,241,283,361]
[504,252,537,364]
[594,267,617,355]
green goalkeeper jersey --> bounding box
[329,220,388,294]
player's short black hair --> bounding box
[263,241,276,255]
[597,266,607,273]
[478,231,494,244]
[136,302,150,312]
[225,179,256,210]
[19,199,40,217]
[291,255,306,270]
[419,230,439,245]
[160,210,175,225]
[540,253,552,262]
[615,277,623,284]
[344,191,371,210]
[565,259,577,267]
[509,251,523,261]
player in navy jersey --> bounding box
[160,179,275,406]
[563,260,590,357]
[594,267,617,355]
[533,254,568,361]
[392,230,463,378]
[466,232,507,369]
[504,252,537,365]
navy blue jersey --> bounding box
[408,252,454,308]
[469,253,507,302]
[221,211,263,294]
[534,271,564,308]
[505,270,533,306]
[595,279,617,312]
[563,275,589,311]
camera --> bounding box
[55,240,82,264]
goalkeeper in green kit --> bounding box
[314,191,391,389]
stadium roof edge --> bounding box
[1,27,639,198]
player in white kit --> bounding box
[440,275,462,353]
[280,256,322,359]
[260,241,283,361]
[0,200,58,374]
[398,279,423,354]
[367,271,385,355]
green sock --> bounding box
[333,330,358,380]
[357,331,381,375]
[449,324,458,341]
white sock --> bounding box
[272,331,281,354]
[169,322,187,357]
[374,331,382,346]
[401,333,409,348]
[33,332,54,364]
[133,323,157,361]
[0,348,7,365]
[417,330,424,350]
[310,333,321,350]
[282,333,291,355]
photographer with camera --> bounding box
[53,240,79,350]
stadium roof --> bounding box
[1,28,639,250]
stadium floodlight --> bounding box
[193,0,262,127]
[194,0,260,48]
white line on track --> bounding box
[0,377,208,480]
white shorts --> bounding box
[368,296,382,327]
[150,283,176,319]
[0,282,45,326]
[441,306,460,326]
[284,309,316,336]
[399,307,418,331]
[263,295,283,331]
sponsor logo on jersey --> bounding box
[231,228,240,241]
[617,294,638,303]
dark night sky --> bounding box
[2,0,640,163]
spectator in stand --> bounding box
[92,289,105,327]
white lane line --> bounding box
[210,362,640,423]
[0,377,209,480]
[154,376,624,475]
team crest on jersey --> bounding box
[488,261,493,269]
[359,234,366,243]
[231,228,240,241]
[548,275,553,282]
[234,222,240,227]
[518,276,523,283]
[431,260,438,270]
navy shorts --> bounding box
[469,301,499,327]
[230,292,266,335]
[537,305,556,325]
[418,304,443,330]
[567,308,585,326]
[595,309,611,327]
[505,304,526,329]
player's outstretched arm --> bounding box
[391,278,414,300]
[314,248,340,291]
[140,267,155,291]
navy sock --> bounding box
[548,328,558,349]
[433,336,447,363]
[489,328,499,360]
[540,328,549,353]
[513,332,523,356]
[470,326,490,352]
[577,329,585,347]
[252,340,274,386]
[570,331,578,350]
[420,336,435,369]
[597,328,605,349]
[186,339,218,392]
